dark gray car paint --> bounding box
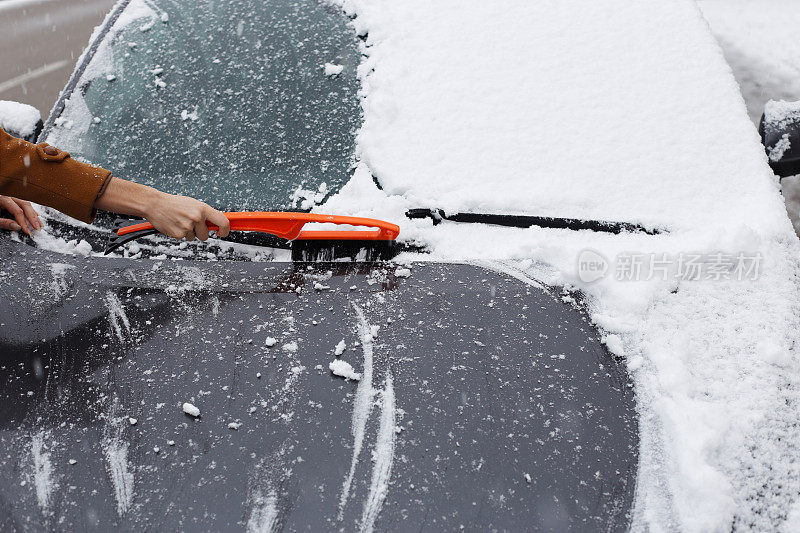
[0,237,637,531]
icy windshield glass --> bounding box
[46,0,360,213]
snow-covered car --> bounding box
[0,1,637,530]
[1,0,798,531]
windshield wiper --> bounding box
[405,208,662,235]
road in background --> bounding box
[0,0,117,119]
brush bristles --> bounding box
[290,240,398,262]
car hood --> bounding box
[0,236,636,530]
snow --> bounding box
[0,100,40,136]
[769,133,792,162]
[334,339,346,356]
[73,239,93,256]
[30,431,55,514]
[323,62,344,77]
[104,440,133,516]
[329,304,399,527]
[182,402,200,417]
[246,489,279,533]
[281,341,298,353]
[103,407,135,517]
[180,108,199,121]
[338,304,376,517]
[105,292,131,344]
[336,0,788,235]
[265,337,277,347]
[786,501,800,533]
[764,99,800,130]
[394,268,411,278]
[329,359,361,381]
[360,374,396,532]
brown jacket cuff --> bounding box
[0,128,112,223]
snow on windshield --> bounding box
[326,0,788,235]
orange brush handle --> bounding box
[116,212,399,241]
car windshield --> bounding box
[45,0,360,213]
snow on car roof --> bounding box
[334,0,788,235]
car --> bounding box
[0,0,637,530]
[2,0,799,531]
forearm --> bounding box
[94,177,231,241]
[94,176,162,218]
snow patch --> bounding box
[281,342,298,353]
[182,402,200,417]
[334,339,346,356]
[30,431,55,514]
[323,62,344,76]
[329,359,361,381]
[337,0,786,233]
[103,402,135,517]
[104,440,134,516]
[338,303,376,517]
[49,262,74,299]
[0,100,40,137]
[104,292,131,344]
[360,374,396,532]
[246,489,279,533]
[769,133,792,163]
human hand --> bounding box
[93,176,231,242]
[142,191,231,241]
[0,195,42,235]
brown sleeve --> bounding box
[0,127,112,223]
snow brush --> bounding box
[104,212,400,261]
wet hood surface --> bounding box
[0,239,637,531]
